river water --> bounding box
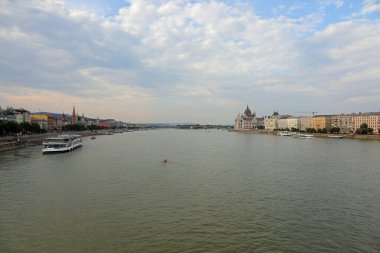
[0,129,379,253]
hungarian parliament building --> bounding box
[234,105,258,130]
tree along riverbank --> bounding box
[232,129,380,141]
[0,131,101,152]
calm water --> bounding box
[0,129,380,253]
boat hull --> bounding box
[297,136,313,139]
[42,143,82,154]
[277,131,292,136]
[328,135,343,139]
[294,134,314,139]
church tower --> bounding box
[71,106,77,124]
[61,112,66,125]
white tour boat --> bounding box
[42,134,82,154]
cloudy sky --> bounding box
[1,0,379,123]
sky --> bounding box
[0,0,380,124]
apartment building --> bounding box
[311,115,332,130]
[331,114,353,133]
[352,113,380,133]
[300,116,312,131]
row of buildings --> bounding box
[0,106,128,131]
[234,105,380,133]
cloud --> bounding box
[361,0,380,14]
[350,0,380,17]
[0,0,380,122]
[318,0,344,9]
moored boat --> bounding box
[294,133,314,139]
[328,135,343,139]
[42,134,82,154]
[277,131,292,136]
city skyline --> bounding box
[1,0,380,124]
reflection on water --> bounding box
[1,130,380,253]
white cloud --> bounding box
[361,0,380,14]
[318,0,344,9]
[0,0,380,122]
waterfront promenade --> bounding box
[233,129,380,140]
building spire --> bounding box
[72,106,77,124]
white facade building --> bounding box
[277,117,289,130]
[14,109,30,124]
[264,111,279,131]
[287,117,301,130]
[277,116,297,130]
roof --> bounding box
[244,105,252,116]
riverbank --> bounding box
[232,129,380,141]
[0,131,101,153]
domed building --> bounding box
[234,105,257,130]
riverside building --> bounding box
[277,116,289,130]
[352,113,380,133]
[311,115,332,130]
[256,117,265,129]
[14,109,30,124]
[331,114,353,133]
[276,116,300,130]
[264,111,280,131]
[287,117,301,130]
[30,114,56,131]
[300,116,312,131]
[234,105,257,130]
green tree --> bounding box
[4,121,20,135]
[62,124,86,131]
[0,121,4,136]
[20,122,32,134]
[30,123,43,133]
[355,123,373,135]
[306,128,316,133]
[87,125,104,131]
[330,127,340,134]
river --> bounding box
[0,129,379,252]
